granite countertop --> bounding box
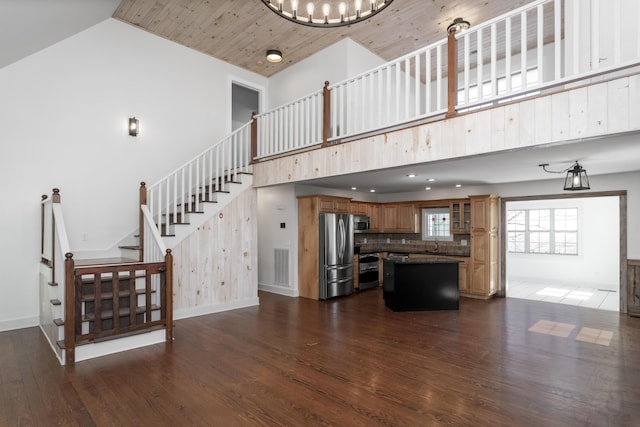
[356,245,470,258]
[384,256,461,264]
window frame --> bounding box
[507,207,578,255]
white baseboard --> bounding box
[258,283,298,297]
[0,315,39,332]
[74,329,167,365]
[173,297,260,320]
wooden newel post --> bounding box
[446,30,458,118]
[164,248,174,341]
[250,112,258,164]
[64,252,75,365]
[139,182,146,262]
[322,81,331,147]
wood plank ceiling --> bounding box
[113,0,533,77]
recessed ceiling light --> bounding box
[455,184,462,188]
[266,49,283,63]
[406,173,416,178]
[425,187,432,190]
[427,178,436,182]
[351,187,357,190]
[370,189,376,193]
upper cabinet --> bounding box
[450,200,471,234]
[381,203,417,233]
[318,196,350,213]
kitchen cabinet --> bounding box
[296,195,352,300]
[381,203,417,233]
[318,196,350,213]
[469,195,499,297]
[450,200,471,234]
[369,204,381,232]
[350,201,368,215]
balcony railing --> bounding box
[251,0,640,161]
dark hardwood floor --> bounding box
[2,289,640,426]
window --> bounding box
[507,208,578,255]
[457,67,540,108]
[421,208,453,241]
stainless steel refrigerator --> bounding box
[319,213,354,300]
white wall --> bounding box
[0,18,268,331]
[506,197,619,290]
[257,184,299,296]
[268,38,385,109]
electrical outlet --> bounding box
[401,239,406,244]
[363,238,367,244]
[386,238,391,243]
[461,239,467,246]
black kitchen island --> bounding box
[383,257,459,311]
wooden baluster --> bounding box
[64,252,75,365]
[322,81,330,147]
[139,182,146,262]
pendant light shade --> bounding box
[563,162,590,191]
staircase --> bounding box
[39,123,253,365]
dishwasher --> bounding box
[358,252,380,291]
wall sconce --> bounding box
[539,161,591,191]
[447,17,470,35]
[266,49,283,63]
[129,117,139,136]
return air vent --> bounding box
[274,248,289,286]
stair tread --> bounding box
[53,318,64,326]
[50,299,61,306]
[118,245,141,250]
[83,305,160,322]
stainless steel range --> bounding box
[358,252,380,291]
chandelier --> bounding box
[261,0,394,28]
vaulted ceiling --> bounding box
[113,0,531,77]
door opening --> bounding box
[231,82,260,131]
[501,193,624,312]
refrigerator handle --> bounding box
[338,216,345,261]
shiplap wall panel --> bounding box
[608,78,630,133]
[172,186,257,311]
[586,83,607,136]
[534,96,552,144]
[630,75,640,129]
[568,86,589,139]
[550,91,569,141]
[253,76,639,187]
[519,99,536,147]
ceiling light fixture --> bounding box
[407,173,416,178]
[447,17,470,35]
[455,184,462,188]
[351,186,357,190]
[128,117,139,136]
[427,178,436,182]
[539,161,591,191]
[370,189,376,193]
[266,49,283,63]
[425,187,432,191]
[261,0,394,28]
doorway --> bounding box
[231,82,260,131]
[500,192,626,312]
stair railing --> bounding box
[145,122,252,238]
[40,188,76,364]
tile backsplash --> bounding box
[355,233,471,256]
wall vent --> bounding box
[274,248,289,286]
